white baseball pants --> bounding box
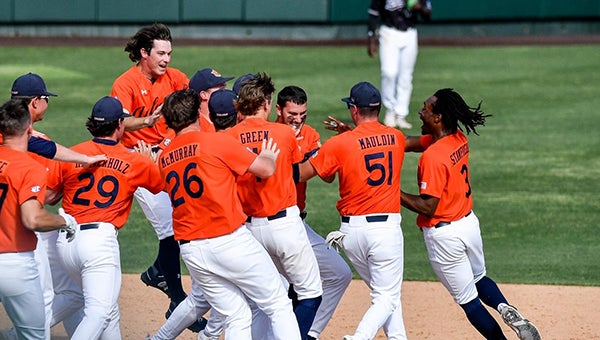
[180,225,300,340]
[379,25,418,120]
[340,213,407,340]
[422,211,486,305]
[0,251,45,340]
[56,222,121,340]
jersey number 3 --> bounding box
[166,162,204,208]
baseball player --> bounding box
[233,73,254,95]
[149,89,241,340]
[188,68,234,132]
[7,72,106,339]
[275,85,353,340]
[8,73,108,166]
[298,81,429,340]
[0,98,77,340]
[110,23,199,326]
[158,88,301,340]
[400,88,541,340]
[368,0,432,129]
[224,73,323,340]
[46,96,164,340]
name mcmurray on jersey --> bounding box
[160,144,199,168]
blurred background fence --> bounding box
[0,0,599,41]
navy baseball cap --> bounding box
[189,68,234,92]
[341,81,381,108]
[11,73,58,97]
[232,73,255,95]
[208,89,238,130]
[91,96,131,122]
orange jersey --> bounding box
[200,114,216,133]
[225,118,301,217]
[294,124,321,211]
[158,131,257,240]
[309,120,406,216]
[416,130,473,228]
[0,146,47,252]
[111,65,189,148]
[47,139,164,228]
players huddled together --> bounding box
[0,21,541,340]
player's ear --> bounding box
[275,104,284,121]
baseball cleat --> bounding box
[396,117,412,129]
[165,300,208,333]
[342,336,356,340]
[499,303,541,340]
[140,265,169,297]
[383,113,397,128]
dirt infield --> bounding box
[3,274,596,339]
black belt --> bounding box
[341,215,388,223]
[267,209,287,220]
[80,223,100,230]
[179,240,190,245]
[247,209,288,222]
[434,211,472,228]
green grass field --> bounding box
[1,43,598,286]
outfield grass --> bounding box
[1,44,598,286]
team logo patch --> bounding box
[420,182,427,190]
[31,185,41,193]
[141,89,148,95]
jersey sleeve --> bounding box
[309,136,341,179]
[27,136,57,159]
[110,74,135,114]
[417,150,447,199]
[17,162,47,206]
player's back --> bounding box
[416,130,473,227]
[313,120,406,216]
[159,130,257,241]
[225,119,301,217]
[51,139,163,228]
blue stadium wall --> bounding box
[0,0,598,39]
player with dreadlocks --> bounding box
[400,88,541,340]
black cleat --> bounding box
[140,265,169,297]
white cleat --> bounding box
[396,117,412,129]
[499,303,541,340]
[384,113,397,127]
